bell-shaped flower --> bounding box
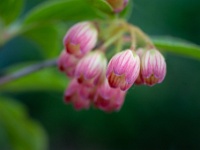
[106,49,140,91]
[94,80,126,112]
[64,79,95,110]
[75,51,107,86]
[63,21,98,57]
[141,49,166,86]
[58,50,79,77]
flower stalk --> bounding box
[0,59,57,86]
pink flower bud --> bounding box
[64,79,95,110]
[63,22,98,57]
[106,50,140,91]
[94,80,126,112]
[75,51,107,86]
[141,49,166,86]
[106,0,129,13]
[58,50,79,77]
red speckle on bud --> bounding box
[106,0,129,13]
[106,49,140,91]
[141,49,166,86]
[75,51,107,86]
[94,80,126,112]
[63,21,98,57]
[57,50,79,77]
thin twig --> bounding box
[0,58,58,86]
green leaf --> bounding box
[0,97,48,150]
[0,123,11,150]
[0,66,67,92]
[152,37,200,60]
[0,0,24,25]
[24,0,113,25]
[22,24,61,58]
[86,0,113,14]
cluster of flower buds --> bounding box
[58,1,166,112]
[58,21,127,112]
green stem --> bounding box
[132,25,155,48]
[115,37,123,53]
[0,59,57,85]
[99,29,125,51]
[127,25,136,50]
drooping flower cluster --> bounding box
[58,1,167,112]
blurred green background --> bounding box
[0,0,200,149]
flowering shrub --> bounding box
[58,0,167,112]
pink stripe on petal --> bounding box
[63,21,98,57]
[141,49,167,86]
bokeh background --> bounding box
[0,0,200,149]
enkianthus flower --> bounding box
[75,51,107,86]
[141,49,166,86]
[63,21,98,57]
[106,49,140,91]
[58,50,79,77]
[64,79,95,110]
[106,0,129,13]
[94,80,126,112]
